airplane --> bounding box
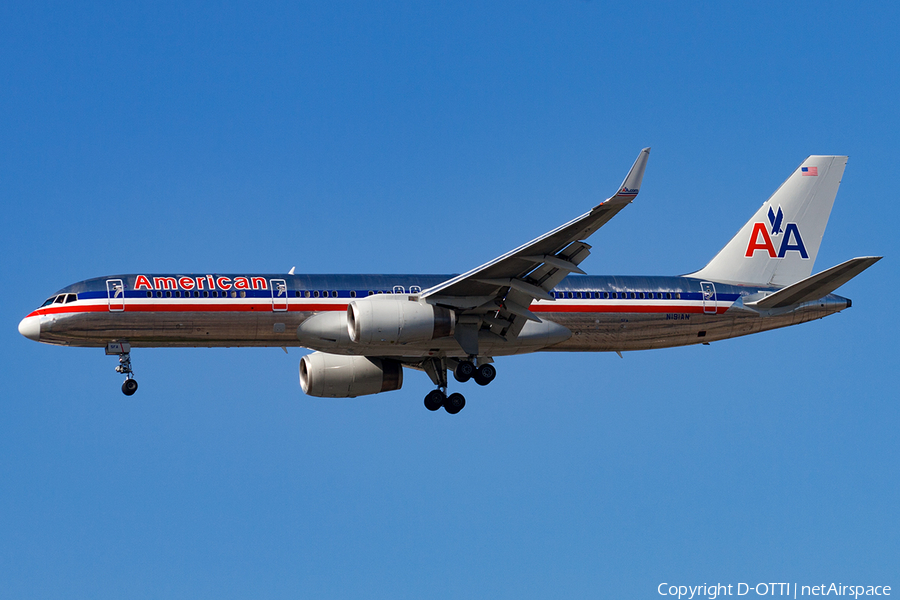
[18,149,881,414]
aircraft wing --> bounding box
[421,148,649,350]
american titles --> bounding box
[134,275,269,291]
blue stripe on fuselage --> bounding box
[50,273,757,305]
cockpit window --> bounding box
[53,295,65,304]
[65,294,77,303]
[41,297,56,307]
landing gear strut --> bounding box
[107,342,138,396]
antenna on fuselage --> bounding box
[288,266,296,275]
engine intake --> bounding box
[299,352,403,398]
[347,296,455,345]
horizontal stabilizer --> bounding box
[746,256,882,310]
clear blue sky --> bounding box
[2,2,897,598]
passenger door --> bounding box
[270,279,288,312]
[700,281,717,314]
[106,279,125,312]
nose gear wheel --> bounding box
[111,345,138,396]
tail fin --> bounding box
[689,155,847,286]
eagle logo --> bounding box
[767,205,784,236]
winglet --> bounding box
[612,147,650,200]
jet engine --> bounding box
[347,296,455,345]
[299,352,403,398]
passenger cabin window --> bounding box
[146,291,152,298]
[350,291,357,298]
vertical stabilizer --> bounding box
[688,155,847,286]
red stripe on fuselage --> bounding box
[29,301,729,319]
[27,302,351,317]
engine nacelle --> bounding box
[347,296,455,345]
[299,352,403,398]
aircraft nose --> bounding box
[18,316,41,341]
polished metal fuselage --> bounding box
[26,273,850,357]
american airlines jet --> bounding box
[18,150,880,413]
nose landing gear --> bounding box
[107,342,138,396]
[121,377,138,396]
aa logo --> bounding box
[744,205,809,259]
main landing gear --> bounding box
[107,342,138,396]
[422,357,497,414]
[453,360,496,386]
[424,389,465,414]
